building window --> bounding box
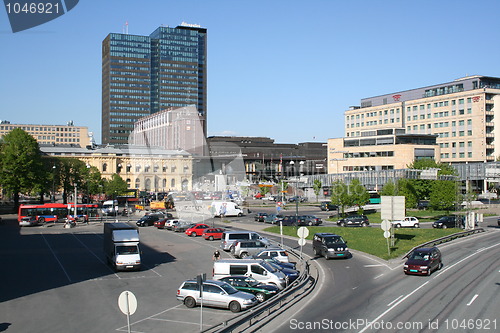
[171,178,175,187]
[468,130,472,135]
[102,163,107,172]
[459,131,465,136]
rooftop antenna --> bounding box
[122,21,129,34]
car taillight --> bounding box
[177,290,180,295]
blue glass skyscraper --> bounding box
[102,24,207,144]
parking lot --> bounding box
[0,215,251,333]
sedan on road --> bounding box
[404,247,442,276]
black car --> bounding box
[254,212,268,222]
[136,214,162,227]
[320,202,338,211]
[312,233,350,259]
[299,215,322,226]
[267,261,299,283]
[218,276,279,303]
[281,215,301,226]
[404,247,442,276]
[337,215,369,227]
[432,215,464,229]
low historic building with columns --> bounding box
[41,144,193,193]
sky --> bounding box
[2,0,500,145]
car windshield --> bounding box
[116,245,139,255]
[410,251,430,260]
[261,261,277,273]
[324,236,345,245]
[219,283,238,294]
[244,277,260,287]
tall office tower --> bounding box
[102,23,207,145]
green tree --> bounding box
[330,180,351,217]
[312,179,322,202]
[429,180,458,212]
[397,178,418,208]
[58,158,88,204]
[104,174,128,197]
[380,180,397,196]
[349,178,370,214]
[0,128,44,209]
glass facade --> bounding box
[102,25,207,145]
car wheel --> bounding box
[38,217,45,224]
[308,221,313,226]
[314,248,320,256]
[361,222,368,227]
[229,301,241,313]
[238,213,243,217]
[442,225,447,229]
[324,252,329,260]
[427,269,432,276]
[414,224,419,228]
[184,297,196,308]
[208,236,214,241]
[339,222,345,227]
[240,252,249,258]
[190,232,197,237]
[255,292,266,303]
[395,223,401,228]
[438,262,443,270]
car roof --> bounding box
[184,279,228,286]
[413,247,437,252]
[315,232,340,237]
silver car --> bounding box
[231,240,269,259]
[176,279,257,312]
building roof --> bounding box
[40,144,191,157]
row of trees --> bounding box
[0,128,128,209]
[327,159,460,214]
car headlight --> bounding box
[345,247,349,251]
[420,266,428,269]
[243,299,254,304]
[328,248,335,251]
[404,264,408,268]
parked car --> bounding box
[264,214,284,224]
[312,233,350,259]
[320,202,338,211]
[404,247,442,276]
[417,200,430,210]
[165,219,182,230]
[432,215,464,229]
[254,248,290,263]
[185,223,210,237]
[217,276,279,303]
[176,279,257,312]
[299,215,323,226]
[19,216,39,227]
[254,212,268,222]
[203,228,225,241]
[220,231,271,251]
[391,217,419,228]
[281,215,300,226]
[173,221,195,232]
[136,214,162,227]
[266,261,299,283]
[231,240,269,258]
[253,255,296,270]
[337,215,369,227]
[153,218,168,229]
[288,196,307,203]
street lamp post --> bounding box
[52,165,56,203]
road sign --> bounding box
[298,238,307,246]
[297,227,309,239]
[118,290,137,315]
[383,230,391,239]
[380,219,391,232]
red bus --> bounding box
[67,203,101,222]
[18,203,68,223]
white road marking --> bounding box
[467,294,479,306]
[387,295,403,307]
[40,232,72,282]
[364,264,384,267]
[358,281,429,333]
[373,274,384,280]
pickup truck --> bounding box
[391,217,419,228]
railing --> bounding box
[403,228,485,259]
[202,247,317,333]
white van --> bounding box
[211,201,244,217]
[220,230,271,251]
[213,259,286,289]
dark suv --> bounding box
[432,215,464,229]
[404,247,442,276]
[254,212,268,222]
[312,233,350,259]
[320,202,338,211]
[337,215,369,227]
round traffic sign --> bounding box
[297,226,309,239]
[298,238,307,246]
[380,219,391,231]
[118,291,137,315]
[383,230,391,239]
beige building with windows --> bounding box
[0,120,91,146]
[329,75,500,173]
[41,145,193,192]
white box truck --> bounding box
[103,223,141,271]
[211,201,244,217]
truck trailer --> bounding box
[103,223,141,271]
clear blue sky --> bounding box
[2,0,500,144]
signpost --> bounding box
[297,227,309,259]
[380,219,391,256]
[197,273,206,331]
[118,291,137,333]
